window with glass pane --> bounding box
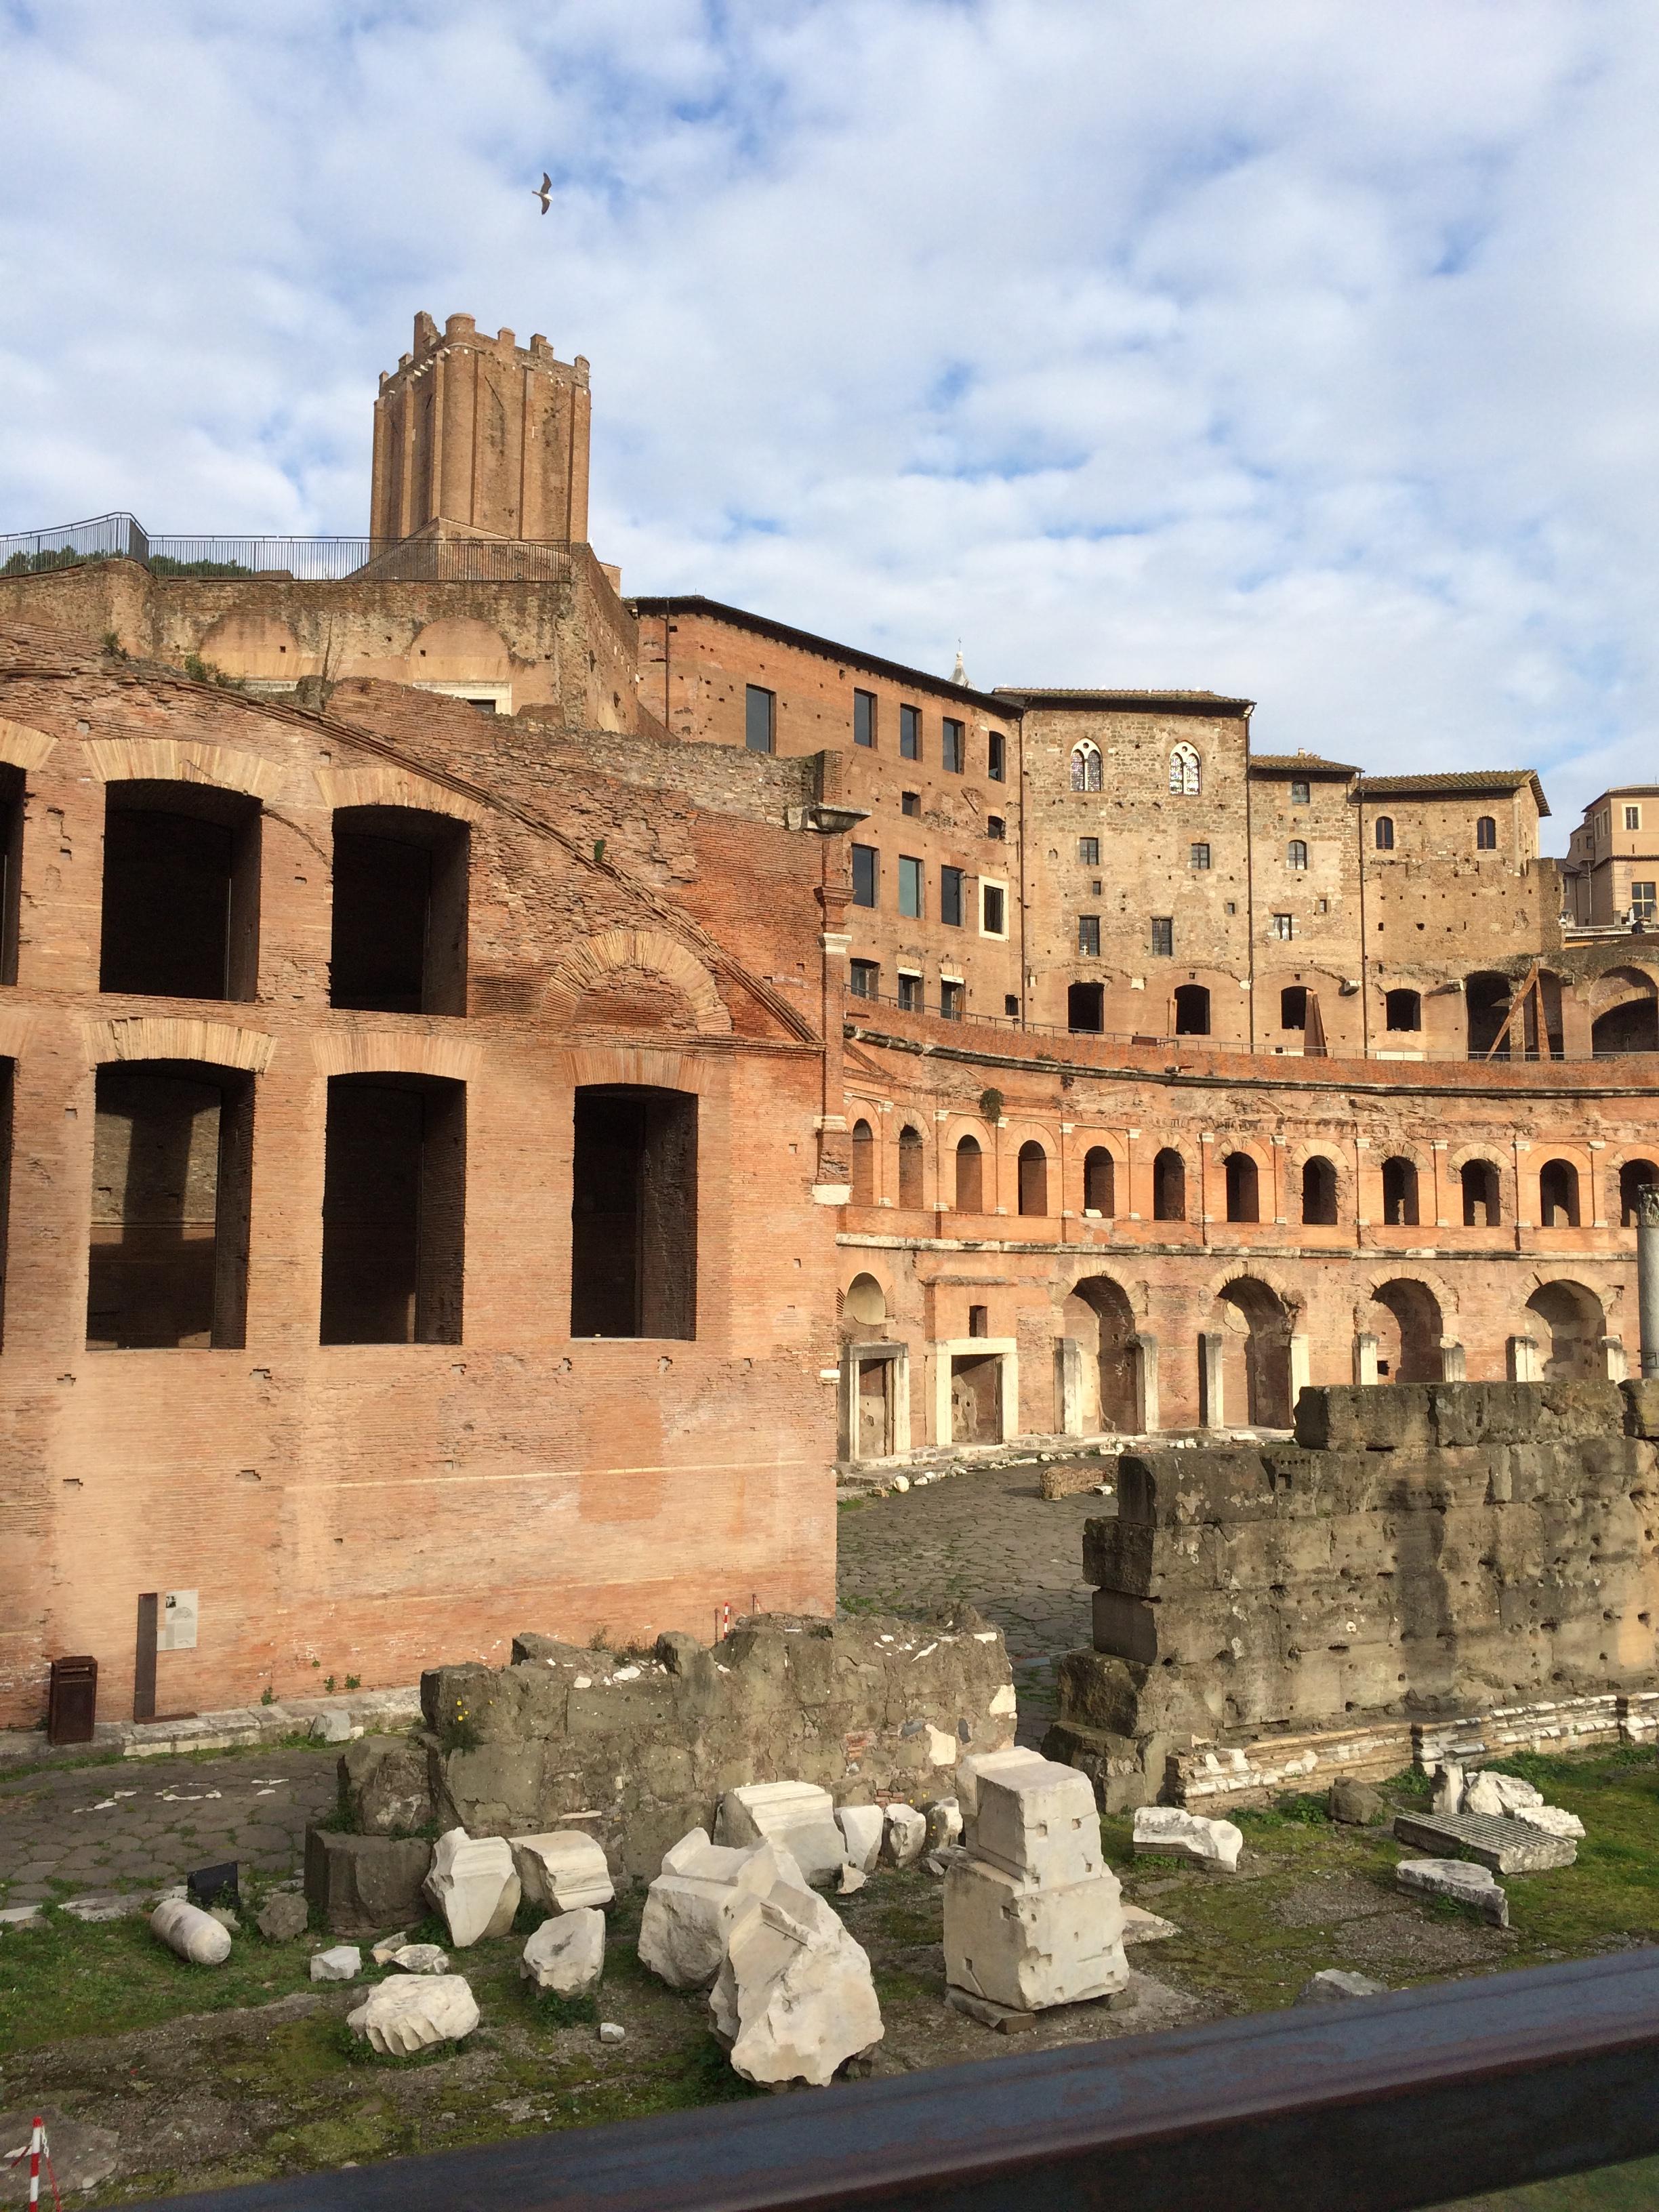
[1272,912,1294,940]
[987,816,1006,840]
[848,960,878,998]
[851,844,878,907]
[745,685,775,754]
[1151,916,1173,956]
[853,690,876,748]
[983,883,1006,935]
[899,705,920,760]
[943,718,964,773]
[1290,779,1311,805]
[1625,805,1641,830]
[1475,815,1497,850]
[1191,842,1210,869]
[940,979,964,1021]
[1078,914,1101,956]
[987,731,1006,781]
[897,973,922,1011]
[941,866,964,926]
[899,856,924,918]
[1079,837,1099,865]
[1288,840,1308,869]
[1634,882,1657,920]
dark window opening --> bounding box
[1374,815,1395,851]
[1475,815,1498,851]
[569,1084,694,1340]
[1620,1159,1658,1227]
[1462,1158,1501,1227]
[1078,914,1101,956]
[1290,779,1311,806]
[986,815,1006,840]
[1385,988,1422,1033]
[899,855,924,918]
[1381,1155,1420,1227]
[1153,1147,1186,1221]
[955,1134,983,1212]
[321,1074,466,1345]
[897,972,922,1011]
[1593,998,1659,1054]
[1004,993,1019,1017]
[901,790,921,817]
[1301,1155,1338,1226]
[987,731,1006,781]
[1538,1158,1580,1229]
[853,691,876,748]
[0,766,23,986]
[1225,1151,1259,1223]
[898,1124,924,1206]
[1174,983,1210,1033]
[1083,1145,1115,1216]
[851,1119,875,1206]
[848,959,879,1000]
[941,979,964,1021]
[1069,981,1104,1033]
[330,807,469,1015]
[943,718,964,773]
[941,866,964,926]
[1079,837,1100,865]
[982,882,1006,934]
[1281,985,1308,1029]
[0,1060,10,1343]
[1467,972,1511,1055]
[99,781,260,1002]
[745,685,775,754]
[968,1303,989,1338]
[899,705,920,761]
[87,1061,253,1350]
[1017,1141,1048,1216]
[851,844,878,907]
[1151,917,1174,957]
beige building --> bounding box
[1563,785,1659,933]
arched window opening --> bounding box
[1280,986,1308,1030]
[87,1061,254,1351]
[842,1272,886,1334]
[1017,1141,1048,1217]
[1461,1159,1502,1228]
[1069,741,1103,793]
[1224,1151,1259,1224]
[1593,998,1659,1054]
[1173,983,1210,1035]
[1152,1147,1186,1222]
[1287,840,1308,870]
[331,806,470,1015]
[1374,815,1395,851]
[566,1084,690,1342]
[897,1124,924,1208]
[100,781,261,1002]
[1064,1275,1139,1433]
[1620,1159,1658,1227]
[1370,1279,1443,1385]
[955,1133,983,1214]
[1466,972,1511,1056]
[851,1119,876,1207]
[1381,1156,1419,1227]
[1067,981,1104,1033]
[1301,1156,1338,1226]
[1169,743,1201,797]
[1212,1277,1293,1427]
[1475,815,1498,851]
[1526,1280,1604,1382]
[1385,988,1422,1033]
[1538,1158,1580,1229]
[1083,1146,1115,1216]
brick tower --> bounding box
[370,311,591,546]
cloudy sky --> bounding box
[3,0,1656,844]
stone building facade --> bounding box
[0,307,1655,1723]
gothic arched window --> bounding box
[1169,742,1200,796]
[1070,741,1102,793]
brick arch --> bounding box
[1358,1264,1459,1322]
[84,1013,275,1074]
[1197,1258,1306,1321]
[314,764,486,826]
[310,1032,482,1082]
[1283,1139,1352,1220]
[0,716,56,773]
[84,736,285,802]
[542,929,731,1034]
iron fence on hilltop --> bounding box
[0,513,572,584]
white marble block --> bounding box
[882,1803,928,1868]
[970,1750,1101,1885]
[347,1973,480,2053]
[636,1829,808,1991]
[510,1830,615,1914]
[710,1872,883,2086]
[424,1828,521,1948]
[150,1898,232,1966]
[943,1856,1127,2012]
[835,1804,885,1873]
[714,1781,845,1883]
[521,1908,606,1995]
[1395,1857,1509,1927]
[1131,1805,1243,1873]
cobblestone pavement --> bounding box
[0,1747,337,1905]
[836,1460,1110,1744]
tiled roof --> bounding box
[1357,769,1549,817]
[993,687,1254,714]
[1250,753,1359,776]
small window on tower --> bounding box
[851,844,878,907]
[898,855,924,918]
[1079,836,1100,865]
[1191,842,1211,869]
[1625,804,1642,831]
[1475,815,1498,850]
[941,866,964,926]
[1151,916,1174,956]
[943,718,964,773]
[1078,915,1100,956]
[1290,778,1311,806]
[848,959,879,1000]
[901,791,920,817]
[745,686,775,754]
[1287,840,1308,869]
[987,815,1006,840]
[899,705,921,761]
[853,691,876,748]
[1271,912,1294,941]
[987,731,1006,781]
[897,972,922,1011]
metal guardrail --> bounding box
[131,1950,1659,2211]
[0,513,572,583]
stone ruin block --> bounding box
[305,1830,434,1937]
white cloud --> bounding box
[2,0,1658,841]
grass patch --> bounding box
[531,1988,600,2029]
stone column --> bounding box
[1508,1335,1541,1382]
[1289,1332,1312,1410]
[1131,1332,1160,1433]
[1198,1332,1225,1428]
[1054,1338,1085,1436]
[1353,1332,1379,1386]
[1439,1340,1467,1382]
[1641,1185,1659,1380]
[1601,1337,1629,1383]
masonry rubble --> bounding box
[1298,1969,1389,2003]
[310,1945,361,1983]
[347,1975,480,2054]
[511,1831,615,1913]
[710,1848,884,2087]
[150,1898,230,1966]
[1395,1859,1509,1927]
[1045,1382,1659,1813]
[424,1830,520,1947]
[943,1748,1128,2020]
[1131,1807,1243,1873]
[521,1909,606,1996]
[714,1781,845,1883]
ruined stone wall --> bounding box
[337,1612,1015,1881]
[1044,1379,1659,1808]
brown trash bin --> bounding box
[48,1655,98,1746]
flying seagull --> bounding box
[534,172,552,213]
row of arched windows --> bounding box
[848,1120,1658,1230]
[1069,741,1202,796]
[1374,813,1498,851]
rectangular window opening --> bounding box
[1078,837,1099,866]
[1190,843,1211,870]
[853,691,876,749]
[87,1061,253,1351]
[1078,914,1101,957]
[0,766,24,987]
[901,791,921,818]
[941,979,964,1021]
[942,718,964,773]
[320,1075,466,1346]
[330,807,469,1015]
[570,1084,696,1340]
[899,705,921,761]
[941,866,964,927]
[987,731,1006,782]
[745,685,776,754]
[99,781,261,1002]
[849,959,880,1000]
[899,855,924,918]
[1151,916,1174,957]
[897,973,922,1012]
[851,844,878,908]
[981,882,1007,937]
[1271,912,1295,941]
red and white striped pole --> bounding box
[7,2118,62,2212]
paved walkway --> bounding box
[836,1460,1109,1742]
[0,1748,337,1906]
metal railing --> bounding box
[0,512,572,583]
[846,989,1657,1064]
[128,1949,1659,2211]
